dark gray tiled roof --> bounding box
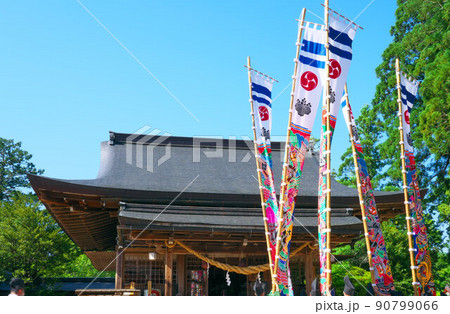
[64,132,360,197]
[29,132,404,207]
[118,202,363,234]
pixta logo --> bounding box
[125,126,172,173]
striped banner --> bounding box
[250,71,279,275]
[318,14,357,295]
[341,94,395,295]
[400,73,436,296]
[277,22,327,296]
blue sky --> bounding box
[0,0,396,181]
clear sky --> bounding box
[0,0,396,181]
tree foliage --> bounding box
[0,137,113,294]
[0,138,43,200]
[336,0,449,294]
[0,193,78,294]
[339,0,449,200]
[0,193,114,295]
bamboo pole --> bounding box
[343,84,377,294]
[271,8,306,293]
[246,56,275,287]
[323,0,332,296]
[395,58,419,296]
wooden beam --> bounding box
[165,248,173,296]
[128,234,355,245]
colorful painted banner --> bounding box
[277,22,327,296]
[399,73,436,295]
[250,71,279,272]
[318,14,357,295]
[341,94,395,295]
[317,106,333,296]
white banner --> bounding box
[400,73,419,152]
[291,23,327,137]
[276,22,327,296]
[327,15,357,125]
[251,72,274,150]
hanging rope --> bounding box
[165,240,311,275]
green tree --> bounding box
[337,0,449,294]
[339,0,449,206]
[0,193,114,295]
[0,193,78,294]
[0,137,113,294]
[0,138,44,200]
[333,243,372,296]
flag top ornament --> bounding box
[395,59,436,296]
[341,85,395,295]
[272,9,329,296]
[318,1,359,295]
[246,57,279,288]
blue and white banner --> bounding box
[291,22,327,135]
[317,13,358,295]
[400,73,419,152]
[251,72,274,154]
[399,72,435,295]
[276,22,327,297]
[249,69,280,295]
[326,14,357,122]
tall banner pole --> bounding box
[344,84,377,288]
[246,57,275,286]
[272,7,306,294]
[395,59,435,295]
[342,84,396,295]
[319,4,359,295]
[323,0,332,295]
[395,58,418,296]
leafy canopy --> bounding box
[336,0,449,294]
[0,138,43,200]
[0,138,113,294]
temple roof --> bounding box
[28,132,407,253]
[30,132,403,207]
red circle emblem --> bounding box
[404,110,410,125]
[259,106,269,121]
[300,71,318,91]
[329,59,341,79]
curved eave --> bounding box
[28,173,412,208]
[28,173,420,252]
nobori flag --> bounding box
[317,14,358,295]
[251,72,274,156]
[277,22,327,297]
[400,73,419,153]
[341,94,396,295]
[399,73,436,295]
[326,15,357,128]
[249,69,279,275]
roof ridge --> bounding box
[108,131,319,153]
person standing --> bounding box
[9,278,25,296]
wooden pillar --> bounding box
[298,257,303,286]
[115,249,123,289]
[165,248,173,296]
[177,255,186,296]
[305,248,314,296]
